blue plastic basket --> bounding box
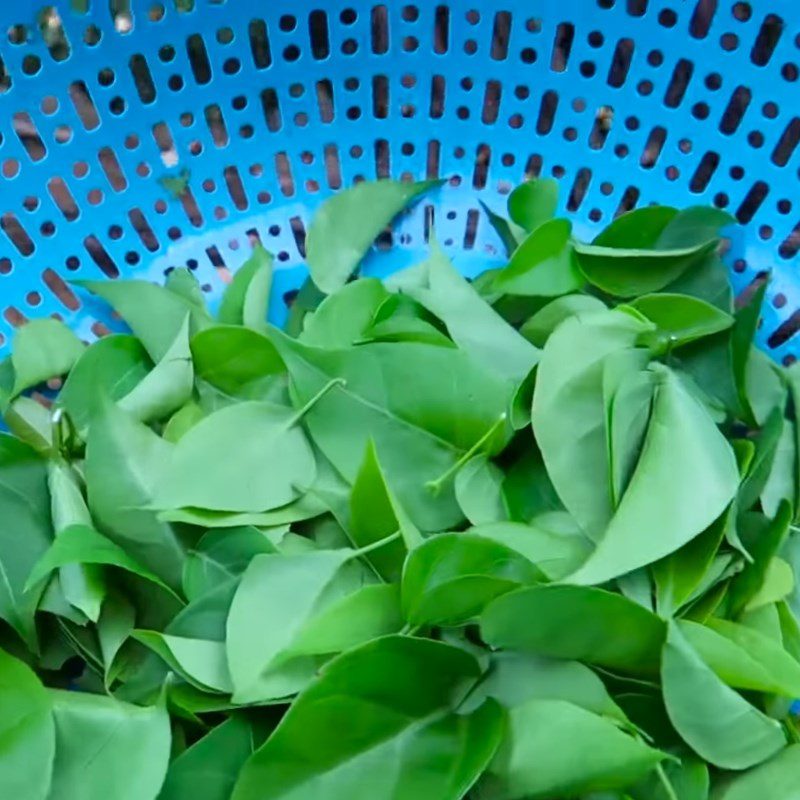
[0,0,798,361]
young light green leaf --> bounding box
[48,689,171,800]
[405,242,540,382]
[301,278,390,347]
[10,319,85,397]
[519,294,607,347]
[86,400,186,589]
[661,621,785,770]
[739,405,785,513]
[306,179,444,293]
[492,218,584,297]
[232,636,503,800]
[482,585,666,674]
[163,401,205,443]
[155,400,316,513]
[165,267,208,311]
[711,744,800,800]
[568,366,739,586]
[97,591,136,687]
[655,206,735,249]
[746,556,794,612]
[0,648,55,800]
[3,396,53,453]
[402,533,542,626]
[455,455,507,525]
[762,419,796,517]
[631,293,734,349]
[0,436,52,649]
[117,314,193,422]
[74,278,211,360]
[159,716,257,800]
[507,178,559,231]
[219,245,273,330]
[479,698,664,799]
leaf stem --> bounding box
[426,413,507,495]
[655,764,679,800]
[352,530,402,558]
[291,378,346,424]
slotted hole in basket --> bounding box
[423,204,434,242]
[627,0,648,16]
[43,268,80,310]
[223,165,248,208]
[271,153,295,197]
[307,10,330,60]
[324,144,342,188]
[463,208,479,249]
[40,6,72,61]
[152,122,178,167]
[772,118,800,166]
[751,13,783,66]
[13,113,46,162]
[316,80,334,122]
[472,144,491,189]
[246,19,273,69]
[537,91,558,134]
[289,216,307,256]
[180,188,204,227]
[490,11,511,61]
[615,186,640,216]
[689,151,720,192]
[371,6,389,54]
[689,0,717,39]
[187,34,212,84]
[719,86,752,134]
[482,81,501,124]
[640,126,667,168]
[767,310,800,348]
[779,221,800,259]
[3,307,28,328]
[433,5,449,54]
[205,104,229,146]
[607,39,634,88]
[374,138,390,178]
[48,178,79,221]
[1,213,34,256]
[736,180,769,223]
[98,147,128,191]
[664,59,694,108]
[83,235,119,277]
[551,23,575,72]
[428,75,444,119]
[372,75,389,119]
[128,208,159,250]
[260,89,282,131]
[590,106,613,149]
[567,167,592,211]
[129,55,156,103]
[426,139,441,179]
[0,56,12,94]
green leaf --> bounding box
[0,648,55,800]
[0,435,52,649]
[401,533,542,626]
[746,557,794,611]
[492,219,584,297]
[762,419,796,517]
[455,455,507,525]
[182,527,278,601]
[630,293,734,349]
[166,267,208,311]
[155,400,316,513]
[739,405,786,513]
[163,401,205,443]
[732,280,768,426]
[595,205,679,249]
[159,716,257,800]
[568,366,739,585]
[507,178,559,231]
[480,699,664,799]
[661,621,785,770]
[74,278,211,360]
[711,744,800,799]
[10,319,85,397]
[2,396,53,454]
[191,325,285,395]
[85,400,186,589]
[117,314,193,423]
[480,200,527,256]
[48,690,171,800]
[305,179,443,293]
[270,330,511,530]
[519,294,607,347]
[231,636,503,800]
[655,206,735,249]
[405,242,539,382]
[58,335,151,432]
[482,585,666,674]
[532,309,653,538]
[301,278,390,347]
[97,591,136,687]
[679,617,800,697]
[630,757,709,800]
[350,440,423,581]
[218,245,273,331]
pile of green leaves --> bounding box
[1,177,800,799]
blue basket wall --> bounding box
[0,0,798,361]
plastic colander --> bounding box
[0,1,798,361]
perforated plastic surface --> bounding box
[0,1,798,360]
